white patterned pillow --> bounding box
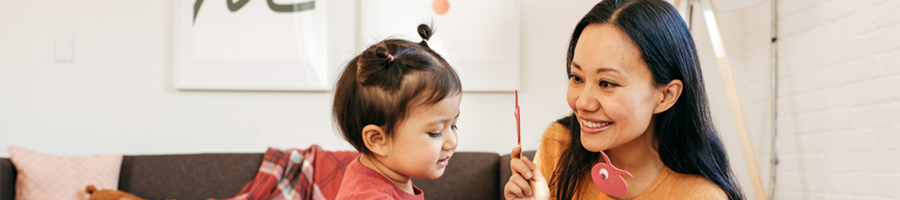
[8,146,122,200]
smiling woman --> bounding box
[504,0,743,200]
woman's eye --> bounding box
[451,125,458,130]
[569,74,583,83]
[600,81,618,88]
[428,132,442,137]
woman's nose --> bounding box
[575,87,600,112]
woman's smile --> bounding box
[579,117,614,134]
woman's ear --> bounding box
[362,124,391,157]
[653,79,683,114]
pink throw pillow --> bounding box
[8,146,123,200]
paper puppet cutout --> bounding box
[591,150,633,197]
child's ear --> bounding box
[362,124,390,157]
[653,79,683,114]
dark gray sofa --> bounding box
[1,151,535,200]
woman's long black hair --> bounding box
[550,0,744,199]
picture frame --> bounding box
[174,0,330,91]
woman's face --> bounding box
[567,23,663,152]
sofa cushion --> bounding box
[1,158,16,200]
[8,146,123,200]
[118,153,263,200]
[499,150,536,200]
[413,152,501,200]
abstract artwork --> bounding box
[175,0,329,91]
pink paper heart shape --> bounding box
[591,151,633,197]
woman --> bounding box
[504,0,743,199]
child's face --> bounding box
[567,23,663,152]
[382,94,461,179]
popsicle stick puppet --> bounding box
[514,90,522,158]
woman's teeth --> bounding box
[582,120,612,128]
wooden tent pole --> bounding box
[673,0,768,199]
[696,0,768,199]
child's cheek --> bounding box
[427,139,442,159]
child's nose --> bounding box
[443,130,458,151]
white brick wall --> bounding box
[775,0,900,199]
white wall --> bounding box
[0,0,598,157]
[774,0,900,199]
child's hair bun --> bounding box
[355,44,396,86]
[417,24,433,47]
[373,45,394,63]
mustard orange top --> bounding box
[535,122,727,200]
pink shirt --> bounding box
[335,157,424,200]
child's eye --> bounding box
[600,81,619,88]
[428,132,442,137]
[451,125,458,130]
[568,74,583,83]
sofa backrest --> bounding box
[118,153,264,200]
[0,154,264,200]
[1,152,510,200]
[1,158,14,200]
[414,152,500,200]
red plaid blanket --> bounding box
[217,145,359,200]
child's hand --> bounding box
[504,146,550,200]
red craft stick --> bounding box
[515,90,521,158]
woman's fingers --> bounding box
[510,146,534,179]
[506,146,549,200]
[504,180,524,198]
[512,146,521,158]
[505,173,533,197]
[506,146,540,199]
[529,165,551,200]
[513,145,536,171]
[521,153,536,170]
[510,159,533,180]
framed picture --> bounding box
[175,0,330,91]
[360,0,521,92]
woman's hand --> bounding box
[504,146,550,200]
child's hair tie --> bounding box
[387,54,395,62]
[420,39,430,48]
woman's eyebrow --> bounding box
[596,68,620,74]
[572,62,621,74]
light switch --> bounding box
[55,34,73,62]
